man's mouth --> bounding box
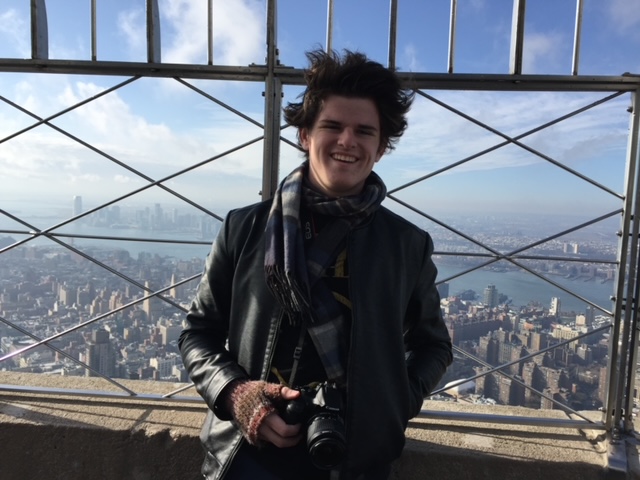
[331,153,357,163]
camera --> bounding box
[280,381,346,470]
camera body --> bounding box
[281,381,346,470]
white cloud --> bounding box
[608,0,640,32]
[115,1,265,65]
[522,31,565,74]
[118,8,147,59]
[0,9,29,57]
[114,174,137,184]
[69,173,101,183]
[164,0,264,65]
[401,44,423,72]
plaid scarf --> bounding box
[264,162,387,384]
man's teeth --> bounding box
[332,154,356,162]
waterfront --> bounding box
[436,263,615,315]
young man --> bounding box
[179,49,452,480]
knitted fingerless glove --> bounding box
[228,380,285,445]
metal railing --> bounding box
[1,0,639,474]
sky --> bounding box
[1,0,640,233]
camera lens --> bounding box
[306,413,346,470]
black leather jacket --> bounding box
[179,199,452,479]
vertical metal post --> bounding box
[30,0,49,60]
[388,0,398,70]
[509,0,526,75]
[622,89,640,433]
[571,0,584,76]
[606,91,640,432]
[91,0,97,61]
[448,0,458,74]
[207,0,214,65]
[326,0,334,52]
[261,0,283,201]
[146,0,161,63]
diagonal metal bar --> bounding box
[388,90,625,194]
[0,76,140,145]
[412,89,623,198]
[0,315,137,396]
[440,322,613,387]
[389,193,618,313]
[0,94,226,222]
[174,77,265,128]
[437,255,614,316]
[0,209,192,312]
[162,382,197,399]
[440,346,595,423]
[387,193,503,257]
[435,251,617,265]
[0,274,199,363]
[432,322,612,400]
[435,248,614,316]
[0,229,213,247]
[392,190,620,261]
[440,345,596,423]
[505,209,622,257]
[0,135,264,255]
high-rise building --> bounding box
[483,284,498,308]
[73,195,82,217]
[142,281,163,322]
[84,329,116,377]
[153,203,163,229]
[169,273,185,300]
[159,322,182,346]
[150,354,180,378]
[550,297,561,316]
[563,242,579,254]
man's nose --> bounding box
[337,128,357,148]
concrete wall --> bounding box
[0,372,636,480]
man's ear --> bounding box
[299,128,310,150]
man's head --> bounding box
[284,50,413,197]
[284,49,414,155]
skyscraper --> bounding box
[84,329,116,377]
[73,195,83,217]
[483,284,498,308]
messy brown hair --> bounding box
[283,49,414,154]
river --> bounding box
[435,263,615,314]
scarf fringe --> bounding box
[265,266,312,324]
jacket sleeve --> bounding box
[404,232,453,418]
[178,212,248,419]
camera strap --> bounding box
[288,314,308,387]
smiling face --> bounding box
[300,95,384,198]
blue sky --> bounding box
[0,0,639,225]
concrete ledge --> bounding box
[0,372,635,479]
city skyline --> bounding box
[0,233,616,412]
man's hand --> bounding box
[226,381,304,447]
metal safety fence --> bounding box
[1,0,639,474]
